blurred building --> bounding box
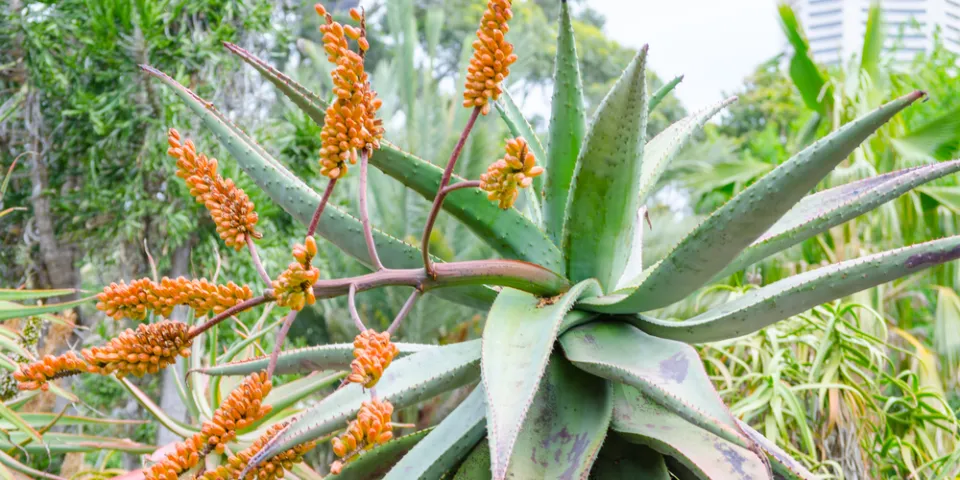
[790,0,960,65]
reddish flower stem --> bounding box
[348,284,366,331]
[188,294,275,340]
[246,236,272,285]
[387,290,421,335]
[358,150,384,270]
[307,178,338,238]
[422,107,481,277]
[266,309,298,379]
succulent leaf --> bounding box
[254,341,480,463]
[454,441,492,480]
[482,280,601,478]
[383,387,486,479]
[256,372,344,425]
[716,160,960,278]
[142,65,494,309]
[499,352,611,480]
[0,432,154,454]
[328,429,432,479]
[599,91,924,312]
[224,44,560,272]
[558,321,749,447]
[737,419,817,480]
[373,143,562,273]
[195,342,433,377]
[611,384,770,480]
[543,0,586,246]
[590,435,672,480]
[636,97,736,209]
[563,47,649,290]
[648,75,684,113]
[627,234,960,343]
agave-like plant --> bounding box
[15,1,960,479]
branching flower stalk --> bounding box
[20,0,549,476]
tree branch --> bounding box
[188,294,275,340]
[348,284,366,331]
[387,290,420,335]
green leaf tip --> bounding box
[563,45,650,291]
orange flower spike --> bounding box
[201,421,316,480]
[144,433,205,480]
[480,137,544,209]
[82,320,192,378]
[201,371,273,454]
[347,329,399,388]
[463,0,517,115]
[315,3,383,179]
[330,399,395,473]
[166,128,261,250]
[273,237,320,311]
[96,277,252,320]
[14,351,88,391]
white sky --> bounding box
[589,0,784,109]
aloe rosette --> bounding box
[17,1,960,478]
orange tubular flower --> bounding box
[330,399,394,474]
[167,128,262,250]
[463,0,517,115]
[347,329,399,388]
[82,320,192,378]
[480,137,544,209]
[200,371,273,454]
[273,236,320,311]
[14,351,87,391]
[144,433,205,480]
[314,3,384,179]
[96,276,252,321]
[200,421,317,480]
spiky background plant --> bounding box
[12,1,960,478]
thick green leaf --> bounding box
[0,449,64,480]
[0,289,77,301]
[589,436,671,480]
[778,4,831,113]
[326,429,432,480]
[559,321,748,447]
[196,342,433,376]
[253,341,481,463]
[596,91,924,312]
[636,97,736,211]
[629,234,960,343]
[224,43,560,272]
[649,75,683,113]
[737,419,816,480]
[454,441,492,480]
[142,65,493,309]
[482,280,600,477]
[611,384,769,479]
[257,372,344,424]
[495,90,547,197]
[384,387,486,479]
[500,353,611,480]
[543,0,586,246]
[372,143,561,272]
[0,296,94,321]
[717,160,960,278]
[563,47,649,291]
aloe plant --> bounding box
[13,1,960,479]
